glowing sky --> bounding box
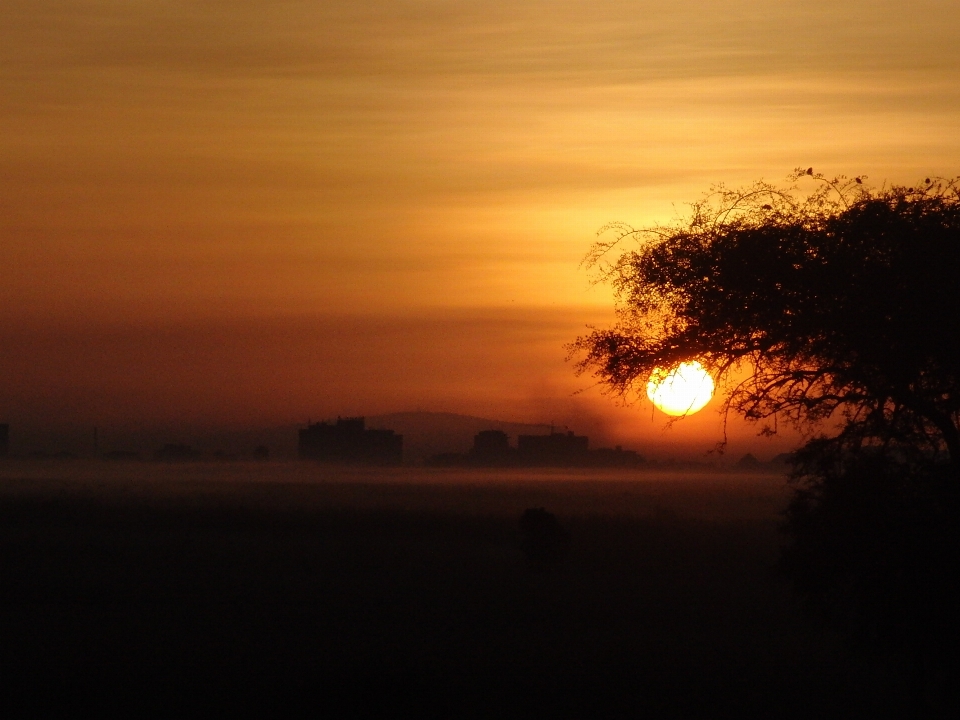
[2,1,960,453]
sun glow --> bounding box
[646,361,715,416]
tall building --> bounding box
[298,417,403,464]
[471,429,513,465]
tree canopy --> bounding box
[572,169,960,703]
[571,169,960,470]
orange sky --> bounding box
[3,1,960,456]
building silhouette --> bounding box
[470,429,514,465]
[588,445,643,467]
[428,426,643,468]
[298,417,403,464]
[0,424,8,457]
[517,430,589,465]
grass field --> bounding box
[0,462,911,717]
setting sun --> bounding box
[646,361,715,416]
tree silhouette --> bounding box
[570,170,960,706]
[570,169,960,471]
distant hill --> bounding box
[366,411,553,462]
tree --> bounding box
[570,170,960,705]
[570,169,960,472]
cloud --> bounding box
[4,1,958,81]
[0,0,956,458]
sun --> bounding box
[646,361,715,416]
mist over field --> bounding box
[0,460,916,716]
[0,460,790,519]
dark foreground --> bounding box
[0,463,918,717]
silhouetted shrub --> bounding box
[736,453,760,470]
[519,507,570,571]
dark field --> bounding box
[0,462,910,717]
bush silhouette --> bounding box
[519,507,570,571]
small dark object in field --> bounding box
[519,507,570,571]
